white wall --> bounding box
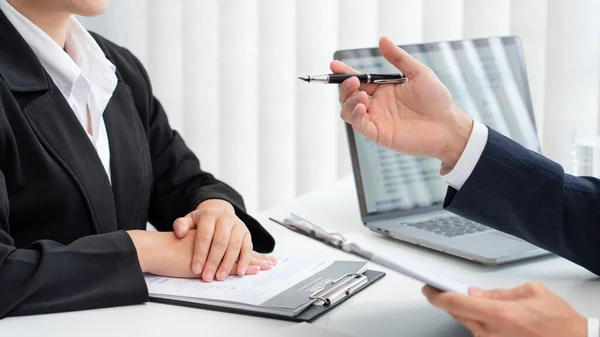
[80,0,600,211]
[543,0,600,167]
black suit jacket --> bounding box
[0,12,274,317]
[445,128,600,275]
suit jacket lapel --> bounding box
[0,10,147,234]
[0,8,119,234]
[104,84,151,230]
[23,86,118,234]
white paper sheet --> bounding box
[366,252,485,295]
[145,258,332,306]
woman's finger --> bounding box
[235,232,253,276]
[201,216,235,282]
[173,213,196,238]
[215,221,246,281]
[251,251,278,264]
[225,263,260,277]
[191,213,215,275]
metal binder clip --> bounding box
[309,273,368,307]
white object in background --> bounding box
[422,0,464,41]
[218,0,260,212]
[378,0,423,44]
[258,0,297,210]
[572,134,600,177]
[463,0,510,38]
[296,0,340,197]
[182,0,220,176]
[148,0,184,134]
[544,0,600,168]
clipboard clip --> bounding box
[309,273,368,307]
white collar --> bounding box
[65,18,117,90]
[0,1,116,99]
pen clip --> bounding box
[289,214,347,241]
[309,273,368,307]
[269,217,346,243]
[373,78,409,84]
[268,217,311,235]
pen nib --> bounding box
[298,76,309,82]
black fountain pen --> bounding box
[298,73,408,84]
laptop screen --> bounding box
[336,36,539,216]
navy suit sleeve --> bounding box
[444,128,600,275]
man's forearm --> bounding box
[438,105,473,168]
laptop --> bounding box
[335,36,549,265]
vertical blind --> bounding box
[79,0,600,213]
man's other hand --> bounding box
[422,283,587,337]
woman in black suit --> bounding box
[0,0,275,317]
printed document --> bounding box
[146,258,367,316]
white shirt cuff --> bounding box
[442,120,489,190]
[589,318,599,337]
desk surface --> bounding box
[2,176,598,337]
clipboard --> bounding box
[270,216,486,295]
[149,269,385,322]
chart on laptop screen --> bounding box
[339,37,539,214]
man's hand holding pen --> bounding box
[329,36,473,171]
[298,37,472,171]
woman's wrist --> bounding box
[127,230,155,273]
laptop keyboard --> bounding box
[399,216,491,238]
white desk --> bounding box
[2,176,598,337]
